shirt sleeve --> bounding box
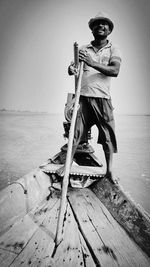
[110,45,122,63]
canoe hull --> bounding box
[0,148,150,266]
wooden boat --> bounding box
[0,145,150,267]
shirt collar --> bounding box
[87,40,112,50]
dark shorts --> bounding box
[74,96,117,153]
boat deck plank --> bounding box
[8,192,95,267]
[0,248,17,267]
[0,188,150,266]
[10,197,60,266]
[0,195,59,254]
[53,203,95,267]
[68,188,150,267]
[41,163,105,176]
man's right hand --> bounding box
[68,61,79,75]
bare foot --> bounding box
[105,172,119,184]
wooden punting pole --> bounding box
[55,43,83,246]
[74,42,79,91]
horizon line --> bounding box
[0,109,150,116]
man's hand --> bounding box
[79,50,94,67]
[79,49,121,77]
[68,61,79,75]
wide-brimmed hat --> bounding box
[88,12,114,32]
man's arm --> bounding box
[93,60,121,77]
[79,50,121,77]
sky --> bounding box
[0,0,150,115]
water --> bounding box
[0,111,150,214]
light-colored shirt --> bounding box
[80,41,121,98]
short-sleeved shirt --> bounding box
[80,41,121,99]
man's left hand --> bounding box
[79,50,94,67]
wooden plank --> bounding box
[91,178,150,257]
[68,188,150,267]
[0,194,59,254]
[10,199,60,266]
[53,202,95,267]
[41,163,105,177]
[53,203,84,266]
[1,185,149,266]
[0,189,95,267]
[68,189,115,267]
[41,163,105,188]
[0,248,17,267]
[81,189,150,266]
[0,169,51,237]
[78,231,96,267]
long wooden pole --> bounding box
[55,58,83,246]
[74,42,79,91]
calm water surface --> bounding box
[0,111,150,214]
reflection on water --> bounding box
[0,111,150,214]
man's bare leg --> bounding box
[104,149,118,184]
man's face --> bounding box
[91,20,111,38]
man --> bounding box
[68,12,121,183]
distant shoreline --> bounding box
[0,109,62,115]
[0,109,49,114]
[0,109,149,116]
